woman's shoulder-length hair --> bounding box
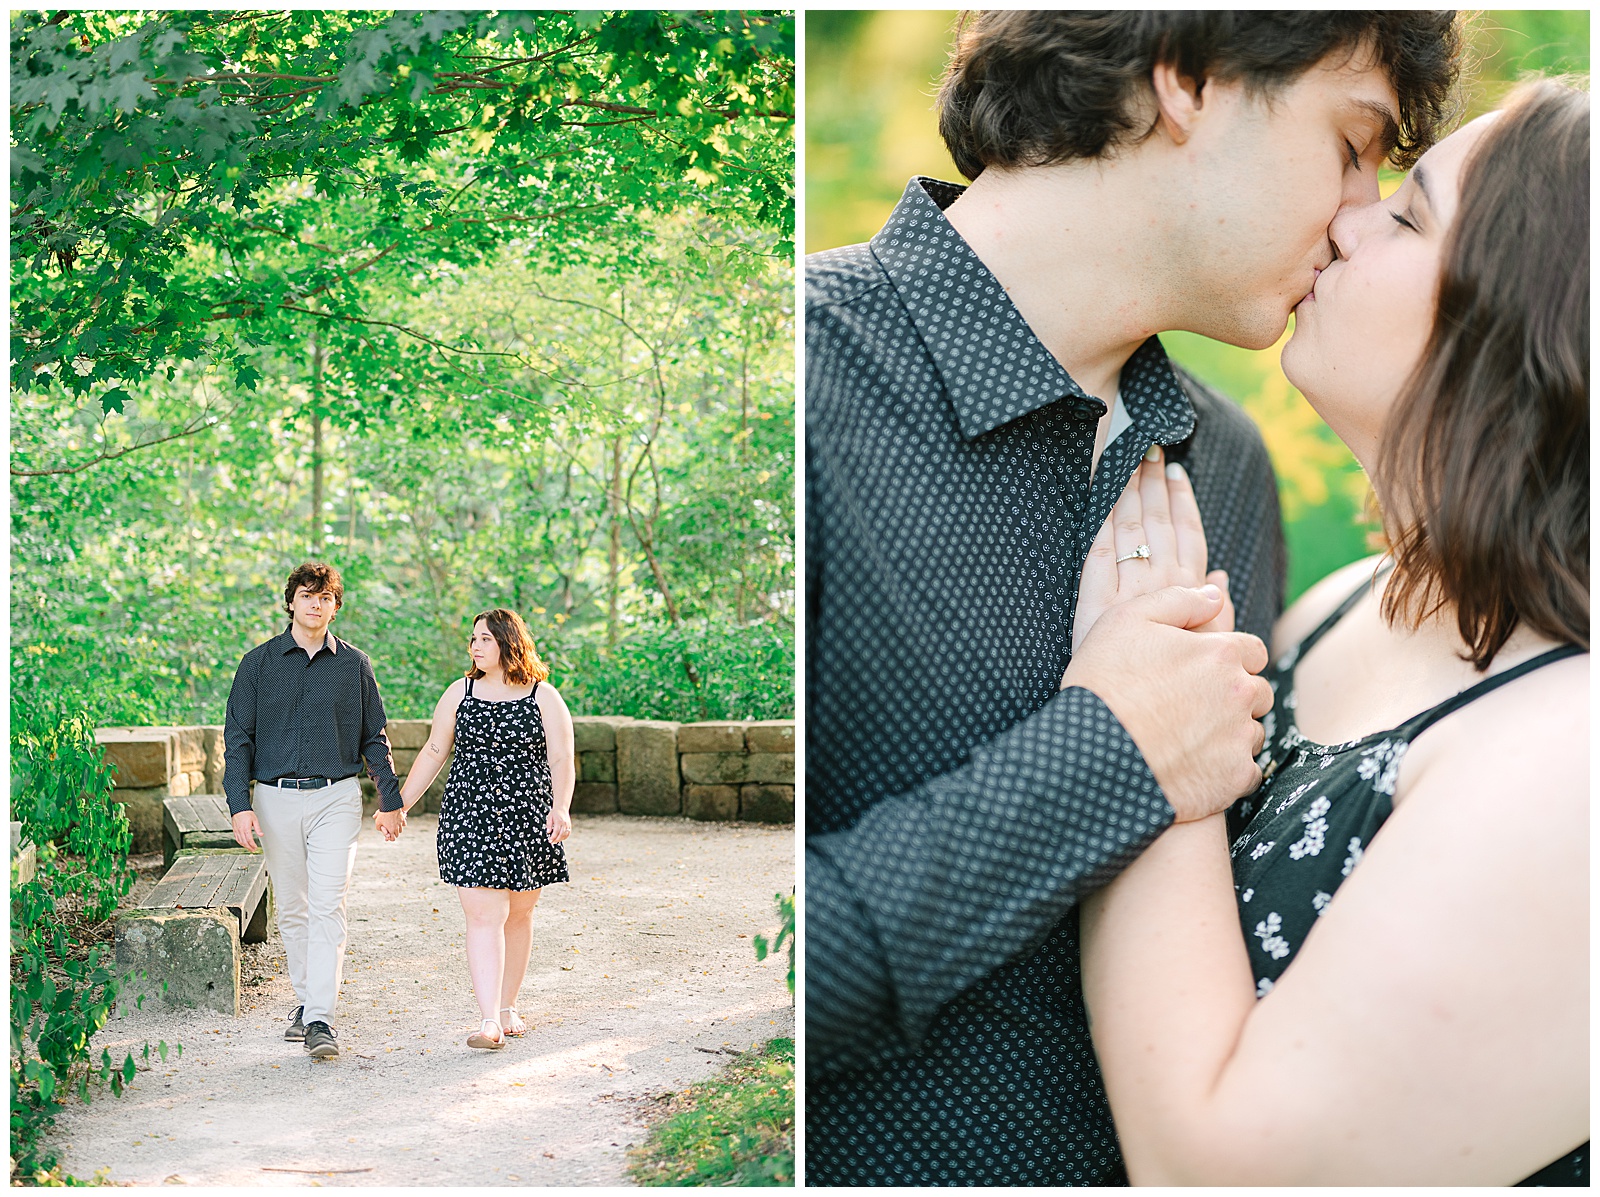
[1376,78,1589,670]
[466,607,551,687]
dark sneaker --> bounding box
[284,1005,306,1042]
[304,1021,339,1059]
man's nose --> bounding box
[1340,158,1383,210]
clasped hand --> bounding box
[374,807,406,841]
[1063,446,1275,822]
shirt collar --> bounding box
[276,624,338,655]
[871,177,1195,445]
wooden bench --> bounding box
[162,793,238,869]
[144,850,272,944]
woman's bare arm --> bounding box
[537,682,575,843]
[399,679,465,811]
[1079,657,1588,1185]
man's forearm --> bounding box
[358,662,403,810]
[222,660,257,816]
[807,686,1174,1075]
[363,742,404,811]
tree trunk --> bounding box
[607,434,622,646]
[310,340,324,555]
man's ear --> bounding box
[1150,61,1206,146]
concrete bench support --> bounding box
[116,908,240,1017]
[115,850,272,1017]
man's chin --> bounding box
[1188,311,1289,353]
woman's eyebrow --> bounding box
[1411,163,1431,208]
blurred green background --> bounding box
[807,11,1589,600]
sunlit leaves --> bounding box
[12,9,794,401]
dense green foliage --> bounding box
[13,10,796,725]
[10,701,177,1183]
[13,9,793,403]
[629,1038,795,1186]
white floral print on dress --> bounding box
[1357,738,1408,795]
[1340,836,1364,877]
[1274,778,1317,816]
[1253,912,1290,960]
[1288,796,1331,859]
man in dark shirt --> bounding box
[806,12,1461,1185]
[224,561,406,1059]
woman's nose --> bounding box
[1327,202,1371,261]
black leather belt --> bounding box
[272,776,333,790]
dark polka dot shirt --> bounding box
[805,177,1287,1185]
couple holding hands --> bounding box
[223,563,573,1059]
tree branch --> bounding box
[12,410,227,477]
[278,302,524,358]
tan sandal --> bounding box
[499,1006,529,1037]
[467,1018,505,1050]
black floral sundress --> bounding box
[1227,573,1586,1186]
[436,677,569,892]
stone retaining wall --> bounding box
[95,717,793,853]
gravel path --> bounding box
[45,814,795,1186]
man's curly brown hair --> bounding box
[938,11,1462,180]
[283,562,344,615]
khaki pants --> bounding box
[253,777,363,1026]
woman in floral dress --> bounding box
[1070,82,1587,1183]
[398,608,573,1050]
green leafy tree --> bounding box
[13,9,794,411]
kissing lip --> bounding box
[1299,266,1323,307]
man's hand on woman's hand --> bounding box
[231,810,262,853]
[1063,445,1273,823]
[374,807,405,841]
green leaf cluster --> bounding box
[629,1038,795,1186]
[12,9,794,401]
[753,888,796,996]
[13,212,794,725]
[9,698,179,1183]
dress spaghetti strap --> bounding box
[465,676,474,696]
[1286,561,1394,662]
[1403,643,1586,738]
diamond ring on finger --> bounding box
[1115,543,1152,565]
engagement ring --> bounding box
[1115,544,1152,564]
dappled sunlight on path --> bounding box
[47,814,794,1186]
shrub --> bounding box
[551,621,795,722]
[10,694,176,1183]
